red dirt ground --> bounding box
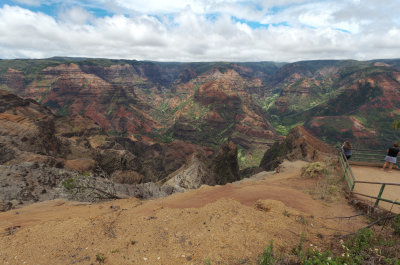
[0,161,368,265]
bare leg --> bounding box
[383,161,388,170]
[388,163,394,172]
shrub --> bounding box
[301,162,328,178]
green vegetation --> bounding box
[338,64,393,80]
[270,118,302,136]
[72,126,81,133]
[393,120,400,130]
[259,240,275,265]
[190,62,231,75]
[238,147,267,169]
[155,130,175,144]
[95,253,106,263]
[56,101,71,116]
[77,58,130,67]
[61,177,79,193]
[394,216,400,236]
[301,162,329,178]
[257,228,400,265]
[160,99,170,113]
[257,94,280,112]
[301,162,341,202]
[0,58,62,75]
[203,258,212,265]
[0,84,13,92]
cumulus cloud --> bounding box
[0,1,400,61]
[58,6,94,25]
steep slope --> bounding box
[265,60,400,147]
[0,59,282,168]
[2,58,400,157]
[0,90,244,210]
[167,68,277,146]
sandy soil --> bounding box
[351,165,400,213]
[0,161,367,265]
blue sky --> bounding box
[0,0,399,61]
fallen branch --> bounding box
[339,214,400,237]
[324,214,366,220]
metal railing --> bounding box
[338,147,400,207]
[338,148,355,192]
[350,148,400,168]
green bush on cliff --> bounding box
[61,177,80,193]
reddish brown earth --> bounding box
[0,161,367,265]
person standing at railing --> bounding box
[382,143,399,172]
[342,141,352,160]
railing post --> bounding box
[374,184,386,207]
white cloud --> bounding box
[0,1,400,61]
[58,6,94,24]
[12,0,41,6]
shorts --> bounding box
[385,155,397,164]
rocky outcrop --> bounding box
[163,141,241,190]
[0,90,245,210]
[259,126,336,171]
[114,182,182,199]
[0,143,15,164]
[163,153,216,189]
[0,162,74,206]
[0,92,68,158]
[210,141,241,184]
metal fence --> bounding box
[338,148,355,192]
[350,148,400,168]
[338,148,400,207]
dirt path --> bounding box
[0,161,367,265]
[351,165,400,213]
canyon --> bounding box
[1,58,400,209]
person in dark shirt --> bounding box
[342,141,352,160]
[382,143,400,172]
